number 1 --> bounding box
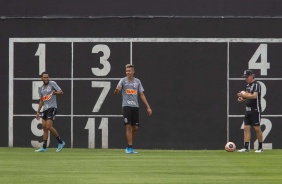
[35,44,46,74]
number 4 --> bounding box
[248,44,270,75]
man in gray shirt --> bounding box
[114,64,152,154]
[35,71,65,152]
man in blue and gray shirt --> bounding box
[35,71,65,152]
[114,64,152,154]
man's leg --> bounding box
[35,120,48,152]
[254,126,263,142]
[254,126,263,151]
[42,120,49,149]
[130,125,138,154]
[45,119,65,152]
[46,119,59,137]
[238,125,251,152]
[243,125,251,149]
[125,124,133,146]
[125,124,138,154]
[132,125,138,143]
[45,119,62,142]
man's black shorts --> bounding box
[244,109,261,126]
[41,108,57,121]
[122,106,139,126]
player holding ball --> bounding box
[237,69,263,153]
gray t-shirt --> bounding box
[38,81,62,111]
[117,77,144,108]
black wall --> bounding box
[1,18,282,150]
[1,0,282,17]
[1,0,282,149]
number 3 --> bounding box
[91,44,111,76]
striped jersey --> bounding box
[244,81,261,112]
[117,77,144,107]
[38,81,62,111]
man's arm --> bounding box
[114,85,121,95]
[237,91,258,99]
[53,90,63,95]
[139,92,152,115]
[36,99,44,120]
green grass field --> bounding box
[0,148,281,184]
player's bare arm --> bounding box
[53,90,63,95]
[237,91,258,99]
[114,86,121,95]
[36,99,44,120]
[139,92,152,115]
[114,89,119,95]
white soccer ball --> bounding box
[225,142,236,152]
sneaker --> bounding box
[125,147,129,153]
[255,149,263,153]
[125,147,132,154]
[131,149,138,154]
[237,148,249,153]
[56,141,65,152]
[125,147,138,154]
[35,147,48,152]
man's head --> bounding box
[125,64,135,78]
[41,71,49,85]
[242,69,255,83]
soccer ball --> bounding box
[240,91,246,95]
[225,142,236,152]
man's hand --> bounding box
[237,91,251,99]
[114,89,119,95]
[237,91,245,98]
[36,112,40,120]
[147,107,152,115]
[237,97,246,102]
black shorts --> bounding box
[41,108,57,121]
[122,106,139,126]
[244,110,261,126]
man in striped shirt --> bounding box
[237,69,263,153]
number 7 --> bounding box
[92,81,111,112]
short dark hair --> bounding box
[125,64,134,68]
[41,71,48,77]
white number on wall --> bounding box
[92,81,111,112]
[258,81,267,112]
[85,118,109,148]
[35,43,46,75]
[91,44,111,76]
[248,44,270,75]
